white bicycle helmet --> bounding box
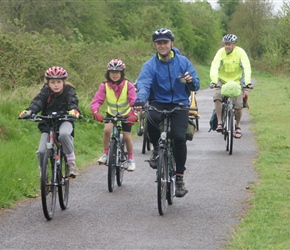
[222,34,238,43]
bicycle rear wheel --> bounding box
[195,116,199,131]
[108,139,117,192]
[58,152,69,210]
[142,116,151,154]
[116,135,125,186]
[157,148,168,215]
[228,109,234,155]
[41,151,56,220]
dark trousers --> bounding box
[147,103,188,175]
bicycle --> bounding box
[137,104,151,154]
[21,112,77,220]
[103,114,129,192]
[214,84,252,155]
[147,104,196,215]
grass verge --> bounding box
[227,71,290,249]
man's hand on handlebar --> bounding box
[245,83,254,89]
[133,101,145,111]
[209,82,217,89]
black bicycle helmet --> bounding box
[152,28,174,42]
[222,34,238,43]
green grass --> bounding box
[226,71,290,249]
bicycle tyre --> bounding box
[58,152,69,210]
[228,109,234,155]
[167,152,175,205]
[195,116,199,131]
[142,116,147,154]
[223,108,227,141]
[146,133,151,151]
[108,139,117,192]
[41,151,56,220]
[116,134,125,186]
[157,148,168,215]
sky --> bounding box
[185,0,285,12]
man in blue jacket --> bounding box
[134,28,200,197]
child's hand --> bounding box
[19,110,32,119]
[68,109,80,118]
[126,111,137,126]
[93,112,103,122]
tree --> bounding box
[228,0,274,59]
[218,0,242,30]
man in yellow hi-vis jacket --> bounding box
[210,34,253,138]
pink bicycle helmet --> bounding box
[107,58,126,71]
[45,66,68,79]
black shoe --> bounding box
[149,147,158,169]
[175,176,188,198]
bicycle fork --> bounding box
[45,131,58,187]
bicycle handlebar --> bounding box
[20,112,78,122]
[148,104,197,114]
[210,83,254,89]
[102,115,128,124]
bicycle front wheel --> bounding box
[116,135,125,186]
[157,148,168,215]
[228,109,234,155]
[58,152,69,210]
[167,152,175,206]
[108,139,117,192]
[41,151,56,220]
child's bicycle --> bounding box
[102,114,130,192]
[21,112,77,220]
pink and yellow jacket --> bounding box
[90,79,136,114]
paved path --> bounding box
[0,88,257,250]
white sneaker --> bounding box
[127,159,136,171]
[97,154,108,165]
[67,162,79,178]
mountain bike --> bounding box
[103,115,129,192]
[22,112,77,220]
[148,104,195,215]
